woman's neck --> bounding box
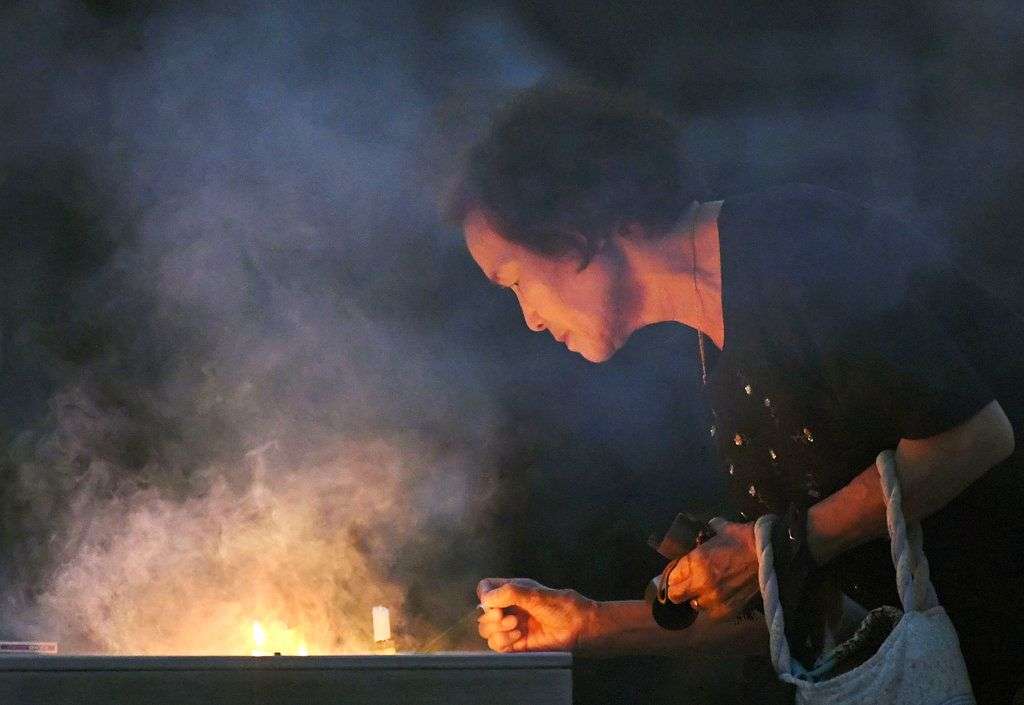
[623,200,725,348]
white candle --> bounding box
[372,606,391,642]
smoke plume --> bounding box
[0,0,553,653]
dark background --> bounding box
[2,1,1022,703]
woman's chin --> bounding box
[575,340,617,364]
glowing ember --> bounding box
[249,619,314,656]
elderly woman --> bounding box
[450,85,1023,703]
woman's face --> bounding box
[463,210,638,363]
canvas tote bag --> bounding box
[754,449,974,705]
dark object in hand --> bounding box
[644,513,717,630]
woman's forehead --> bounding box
[464,211,520,275]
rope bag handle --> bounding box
[755,449,939,679]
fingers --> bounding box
[475,577,560,652]
[476,577,514,600]
[477,605,523,653]
[666,530,761,622]
[667,549,717,609]
[666,553,695,604]
[477,610,518,637]
[486,629,522,653]
[667,531,736,602]
[478,580,536,610]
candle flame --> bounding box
[251,621,267,656]
[249,618,313,656]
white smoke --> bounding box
[0,0,557,653]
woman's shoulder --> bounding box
[717,183,866,299]
[719,182,929,291]
[718,182,868,240]
[717,183,943,346]
[722,181,855,208]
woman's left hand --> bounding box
[666,517,760,621]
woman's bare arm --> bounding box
[807,400,1015,565]
[577,599,767,657]
[477,578,767,656]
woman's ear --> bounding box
[569,231,597,271]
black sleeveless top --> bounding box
[704,183,1024,647]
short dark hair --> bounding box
[446,83,702,264]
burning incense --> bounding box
[419,606,484,653]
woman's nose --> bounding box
[521,306,546,332]
[511,288,545,332]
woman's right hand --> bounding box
[476,578,598,652]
